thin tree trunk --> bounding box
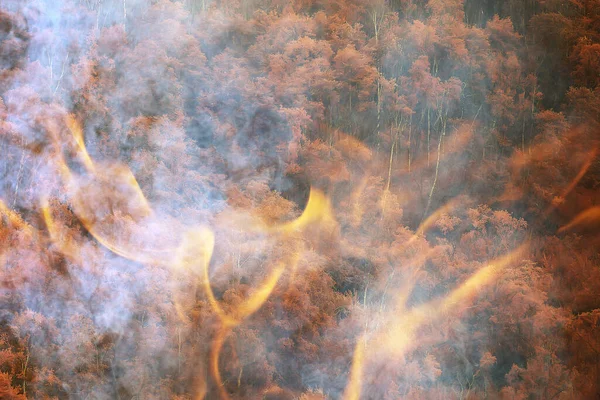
[408,114,412,172]
[376,77,381,144]
[423,109,446,219]
[427,107,431,167]
[530,82,536,156]
[22,346,29,395]
[386,128,396,192]
[522,116,526,153]
[424,127,443,218]
[12,137,27,208]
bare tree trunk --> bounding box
[12,137,27,208]
[427,107,431,167]
[522,117,526,153]
[376,77,381,144]
[408,113,414,172]
[53,52,70,96]
[386,126,396,192]
[423,109,447,219]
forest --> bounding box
[0,0,599,399]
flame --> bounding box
[497,144,597,214]
[210,327,230,400]
[202,258,286,328]
[557,146,597,201]
[58,115,333,399]
[65,114,96,173]
[205,252,300,399]
[0,200,36,265]
[406,197,463,246]
[558,206,600,233]
[0,200,34,235]
[343,336,366,400]
[438,246,525,311]
[263,188,332,234]
[57,115,170,264]
[41,196,82,261]
[25,111,537,399]
[171,226,216,323]
[343,243,528,399]
[386,243,527,354]
[200,186,325,399]
[60,115,333,267]
[535,146,598,217]
[194,373,207,400]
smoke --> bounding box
[1,0,598,399]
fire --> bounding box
[558,206,600,233]
[55,115,338,398]
[3,0,600,397]
[541,146,598,217]
[343,243,528,399]
[65,114,96,174]
[0,199,34,235]
[343,336,366,400]
[408,197,463,246]
[265,188,332,234]
[2,112,535,399]
[556,146,597,202]
[41,196,82,262]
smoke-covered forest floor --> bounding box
[1,0,599,399]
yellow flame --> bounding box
[343,243,528,398]
[66,114,96,173]
[174,226,215,275]
[439,244,526,311]
[201,242,299,399]
[407,197,462,246]
[343,336,366,400]
[172,226,215,322]
[58,116,333,269]
[386,244,527,354]
[193,367,207,400]
[49,111,529,400]
[0,200,36,260]
[59,115,163,264]
[210,327,231,400]
[203,257,288,328]
[263,188,331,234]
[41,196,82,261]
[204,252,298,400]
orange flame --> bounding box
[558,206,600,233]
[0,200,34,235]
[406,197,463,246]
